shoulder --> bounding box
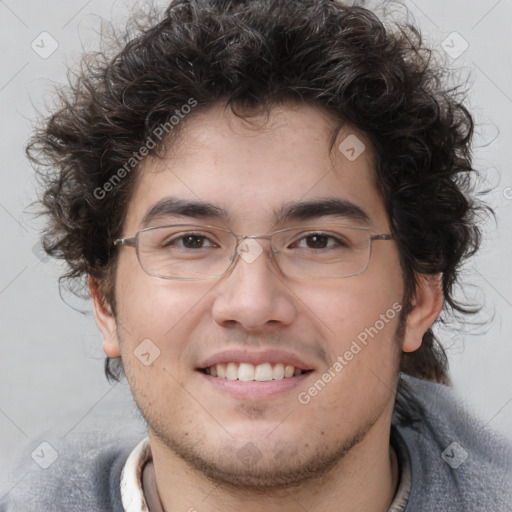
[394,374,512,512]
[0,384,146,512]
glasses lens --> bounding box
[137,225,235,279]
[272,225,371,279]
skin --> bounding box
[91,102,443,512]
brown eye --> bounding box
[181,235,207,248]
[291,232,349,250]
[161,232,217,249]
[304,234,330,249]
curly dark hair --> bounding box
[26,0,489,391]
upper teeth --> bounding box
[204,362,303,381]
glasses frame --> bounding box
[113,223,394,281]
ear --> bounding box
[402,273,443,353]
[88,275,121,358]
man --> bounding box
[2,0,511,510]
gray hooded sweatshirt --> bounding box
[1,374,511,511]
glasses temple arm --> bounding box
[113,237,136,247]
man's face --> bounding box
[102,103,408,487]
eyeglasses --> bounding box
[113,223,393,280]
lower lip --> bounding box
[196,370,313,399]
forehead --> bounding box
[123,102,387,232]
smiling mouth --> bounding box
[199,362,313,382]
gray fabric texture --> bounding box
[1,375,511,511]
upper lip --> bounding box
[197,349,315,371]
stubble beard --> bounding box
[122,308,406,493]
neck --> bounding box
[146,418,399,512]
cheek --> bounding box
[295,267,403,341]
[296,281,403,419]
[294,271,404,408]
[114,257,209,353]
[114,275,211,403]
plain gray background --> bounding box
[1,0,511,490]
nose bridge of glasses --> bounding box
[232,232,274,265]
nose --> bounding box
[211,239,297,331]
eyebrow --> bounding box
[140,197,371,228]
[141,198,230,227]
[275,198,371,225]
